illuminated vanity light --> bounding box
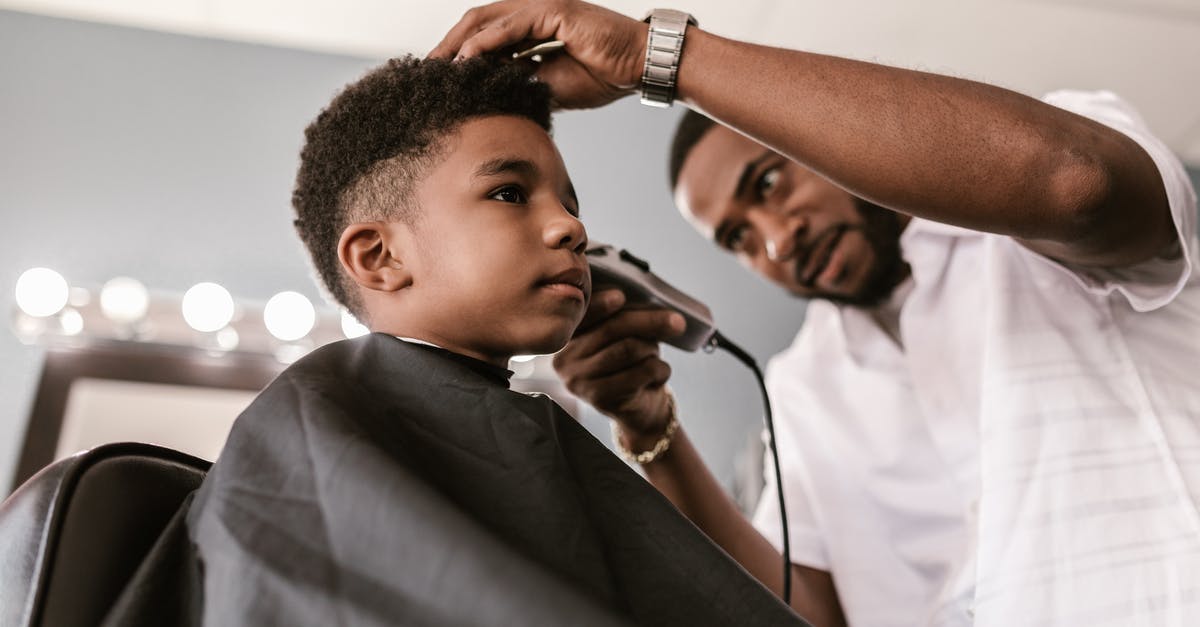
[182,282,235,333]
[100,277,150,324]
[12,313,47,341]
[15,267,69,318]
[216,326,240,351]
[59,308,84,336]
[274,343,310,365]
[264,291,315,342]
[11,275,356,358]
[68,287,91,308]
[340,310,369,339]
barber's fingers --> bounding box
[431,1,557,60]
[456,8,554,61]
[591,358,672,398]
[569,308,686,361]
[563,356,673,425]
[428,1,514,59]
[576,288,625,333]
[431,1,645,110]
[533,53,627,110]
[555,336,660,383]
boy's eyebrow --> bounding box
[476,157,581,214]
[474,157,538,180]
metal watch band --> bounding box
[640,9,697,108]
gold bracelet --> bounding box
[611,390,680,465]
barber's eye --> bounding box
[490,186,527,204]
[755,166,781,198]
[726,225,749,252]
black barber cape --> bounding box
[104,333,807,626]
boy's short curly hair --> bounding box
[292,55,552,319]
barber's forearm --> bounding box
[630,428,845,626]
[675,29,1168,265]
[634,430,757,554]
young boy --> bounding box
[105,57,806,626]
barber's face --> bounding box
[675,125,907,306]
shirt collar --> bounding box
[393,336,514,388]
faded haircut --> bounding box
[292,55,552,318]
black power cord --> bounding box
[710,330,792,605]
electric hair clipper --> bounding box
[585,243,717,352]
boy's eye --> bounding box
[755,166,781,199]
[489,185,527,204]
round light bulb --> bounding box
[68,287,91,308]
[13,314,46,342]
[216,326,240,351]
[263,291,315,341]
[100,277,150,324]
[340,310,369,339]
[15,267,69,318]
[182,282,235,333]
[59,308,84,336]
[274,343,309,365]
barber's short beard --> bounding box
[821,198,909,308]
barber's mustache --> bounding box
[794,224,855,287]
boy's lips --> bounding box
[537,266,589,302]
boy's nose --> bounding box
[545,211,587,254]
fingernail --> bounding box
[604,290,625,308]
[668,313,686,333]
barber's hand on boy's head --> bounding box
[429,0,647,109]
[553,289,687,433]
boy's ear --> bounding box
[337,222,413,293]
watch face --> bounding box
[644,9,697,28]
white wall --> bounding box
[0,10,806,493]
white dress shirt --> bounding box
[752,90,1200,626]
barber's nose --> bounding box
[545,210,587,254]
[747,209,804,262]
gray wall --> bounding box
[0,10,806,493]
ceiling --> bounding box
[3,0,1199,164]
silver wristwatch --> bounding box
[640,9,698,108]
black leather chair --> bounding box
[0,442,209,627]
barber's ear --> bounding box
[337,222,412,293]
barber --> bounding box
[432,3,1199,626]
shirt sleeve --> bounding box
[750,357,831,572]
[1035,90,1198,312]
[751,446,830,571]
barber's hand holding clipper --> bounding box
[553,285,841,624]
[552,288,686,454]
[429,0,648,109]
